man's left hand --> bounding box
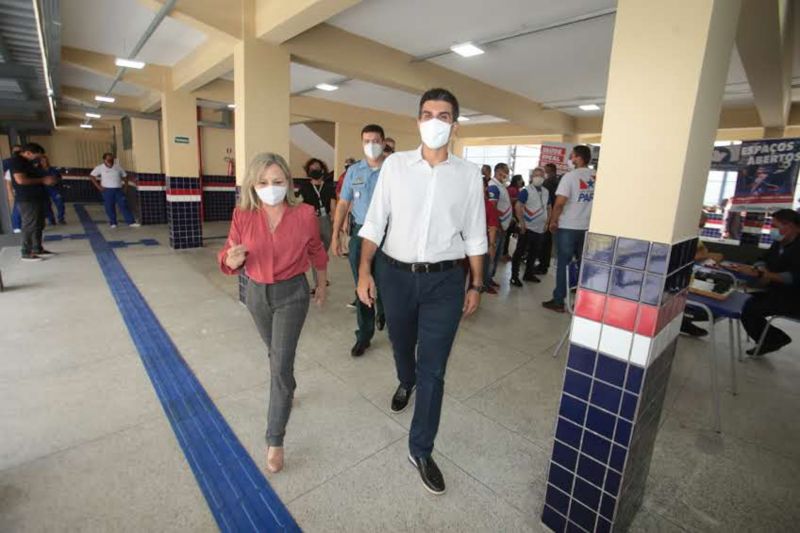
[463,288,481,317]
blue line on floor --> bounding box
[74,204,299,533]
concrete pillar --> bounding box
[333,122,363,178]
[130,118,165,225]
[161,89,202,249]
[233,37,290,185]
[763,126,786,139]
[541,1,742,532]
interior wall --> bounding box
[130,118,162,174]
[0,134,10,159]
[201,126,234,176]
[28,128,113,168]
[290,142,313,177]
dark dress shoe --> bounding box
[408,454,446,495]
[377,314,386,331]
[510,277,523,288]
[522,274,541,283]
[680,320,708,337]
[542,299,565,313]
[747,339,790,357]
[351,340,370,357]
[391,384,415,413]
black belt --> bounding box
[383,254,460,273]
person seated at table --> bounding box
[725,209,800,356]
[682,211,725,337]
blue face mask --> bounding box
[770,228,783,242]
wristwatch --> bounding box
[468,285,486,294]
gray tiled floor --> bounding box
[1,205,799,532]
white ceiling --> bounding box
[60,63,148,97]
[61,0,207,66]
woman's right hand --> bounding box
[225,243,248,270]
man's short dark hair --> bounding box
[102,152,114,160]
[361,124,385,140]
[771,209,800,226]
[573,145,592,166]
[494,162,509,173]
[11,144,22,152]
[544,163,557,173]
[21,142,45,155]
[419,88,460,121]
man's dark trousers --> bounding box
[348,223,385,344]
[17,199,45,256]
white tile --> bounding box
[598,324,633,361]
[631,334,652,367]
[570,316,602,350]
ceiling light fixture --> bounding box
[115,58,146,69]
[31,0,57,128]
[80,124,93,129]
[450,42,485,58]
[85,112,101,118]
[457,116,471,122]
[579,104,601,111]
[95,95,115,103]
[227,104,236,109]
[315,83,339,92]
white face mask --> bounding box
[531,177,545,187]
[566,159,576,171]
[419,118,452,150]
[256,185,287,206]
[363,142,384,160]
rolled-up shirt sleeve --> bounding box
[358,159,391,246]
[218,209,243,275]
[463,168,488,256]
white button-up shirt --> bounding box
[359,147,488,263]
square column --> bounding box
[161,89,202,248]
[541,1,742,532]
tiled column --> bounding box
[135,173,167,225]
[202,175,237,221]
[541,1,742,532]
[166,176,203,248]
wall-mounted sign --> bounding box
[174,136,190,144]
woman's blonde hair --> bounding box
[239,152,302,210]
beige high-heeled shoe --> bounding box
[266,446,284,473]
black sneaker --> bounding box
[747,339,790,357]
[391,384,415,413]
[376,314,386,331]
[346,299,357,309]
[542,299,566,313]
[351,340,370,357]
[21,254,43,263]
[680,320,708,337]
[522,274,541,283]
[510,277,523,288]
[34,249,56,258]
[408,454,446,495]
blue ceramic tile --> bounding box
[620,392,639,421]
[577,453,606,487]
[566,522,584,533]
[564,370,592,400]
[581,430,612,464]
[609,268,644,301]
[556,417,583,449]
[580,261,611,293]
[590,381,622,414]
[625,365,644,395]
[585,233,616,264]
[614,419,633,447]
[573,477,601,510]
[647,242,670,274]
[668,242,682,273]
[569,500,597,532]
[542,505,567,533]
[614,237,650,270]
[567,344,597,375]
[549,462,574,494]
[586,406,616,440]
[604,469,621,495]
[600,494,617,522]
[546,484,571,516]
[595,354,627,387]
[641,274,665,305]
[552,440,579,471]
[560,395,587,425]
[596,517,612,533]
[609,445,627,472]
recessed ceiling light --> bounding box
[450,42,485,58]
[80,124,93,129]
[579,104,601,111]
[457,116,471,122]
[85,112,101,118]
[115,58,146,69]
[315,83,339,92]
[227,104,235,109]
[95,95,115,103]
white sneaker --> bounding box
[110,224,117,228]
[12,228,21,234]
[21,255,43,262]
[129,223,141,228]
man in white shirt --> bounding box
[542,145,595,312]
[357,88,487,495]
[511,166,550,286]
[486,163,512,288]
[90,152,139,228]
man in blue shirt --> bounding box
[330,124,387,357]
[3,144,22,233]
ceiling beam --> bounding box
[58,103,159,120]
[255,0,362,44]
[0,63,38,80]
[60,85,144,111]
[139,0,243,39]
[735,0,793,127]
[61,46,167,92]
[170,38,235,93]
[284,24,576,134]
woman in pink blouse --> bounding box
[219,152,328,474]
